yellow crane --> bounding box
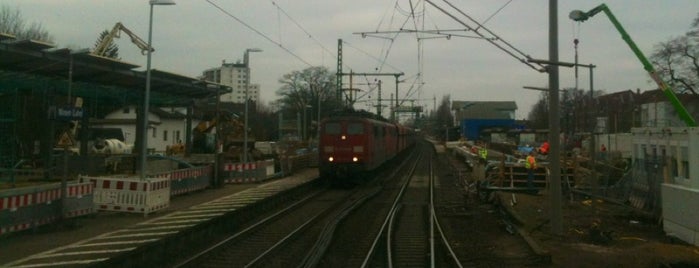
[93,22,152,56]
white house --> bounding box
[92,106,190,153]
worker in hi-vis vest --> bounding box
[525,151,537,189]
[478,146,487,164]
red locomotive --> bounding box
[319,110,415,187]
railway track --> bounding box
[174,141,419,267]
[359,141,462,267]
[174,140,546,267]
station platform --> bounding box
[0,168,319,267]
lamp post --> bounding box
[303,104,312,141]
[243,48,262,164]
[140,0,175,180]
[317,85,322,142]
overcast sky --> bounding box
[5,0,698,119]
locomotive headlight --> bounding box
[328,156,334,162]
[341,135,346,140]
[352,157,359,162]
[353,146,363,153]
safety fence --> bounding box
[151,166,212,196]
[0,154,316,234]
[0,181,94,236]
[221,159,277,184]
[80,175,170,216]
[450,145,568,190]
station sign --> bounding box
[48,106,84,120]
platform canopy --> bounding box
[0,33,230,106]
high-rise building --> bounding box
[201,60,260,103]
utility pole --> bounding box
[548,0,563,235]
[376,80,382,116]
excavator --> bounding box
[189,112,257,160]
[93,22,152,57]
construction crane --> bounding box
[93,22,152,57]
[570,4,697,127]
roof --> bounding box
[0,36,230,106]
[452,101,517,120]
[637,88,699,104]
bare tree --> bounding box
[433,95,453,128]
[650,13,699,95]
[276,66,341,139]
[527,91,549,129]
[0,4,54,43]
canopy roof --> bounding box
[0,33,229,106]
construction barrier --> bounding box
[0,181,94,236]
[221,159,277,184]
[151,165,212,196]
[81,175,170,216]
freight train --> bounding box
[318,110,415,187]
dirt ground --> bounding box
[491,187,699,267]
[438,141,699,267]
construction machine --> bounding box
[570,4,696,127]
[93,22,152,57]
[191,112,256,161]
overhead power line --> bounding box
[423,0,546,72]
[205,0,313,67]
[270,1,336,60]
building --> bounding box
[452,101,517,121]
[638,89,699,128]
[451,101,518,141]
[202,60,260,103]
[91,106,189,153]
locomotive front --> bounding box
[319,117,375,184]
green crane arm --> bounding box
[570,4,697,127]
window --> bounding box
[670,146,678,178]
[175,131,181,143]
[152,128,156,138]
[681,146,689,179]
[163,130,168,141]
[324,123,341,134]
[348,123,364,135]
[122,107,129,113]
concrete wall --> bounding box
[661,184,699,246]
[632,127,699,245]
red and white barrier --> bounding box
[222,161,272,184]
[0,181,94,236]
[0,183,92,211]
[82,176,170,216]
[223,162,257,172]
[151,166,212,197]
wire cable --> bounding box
[205,0,313,67]
[270,1,336,59]
[424,0,545,72]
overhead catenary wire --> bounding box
[209,0,406,97]
[424,0,546,72]
[476,0,513,31]
[205,0,313,67]
[270,1,336,60]
[342,41,404,73]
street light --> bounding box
[243,48,262,164]
[303,104,312,141]
[140,0,175,180]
